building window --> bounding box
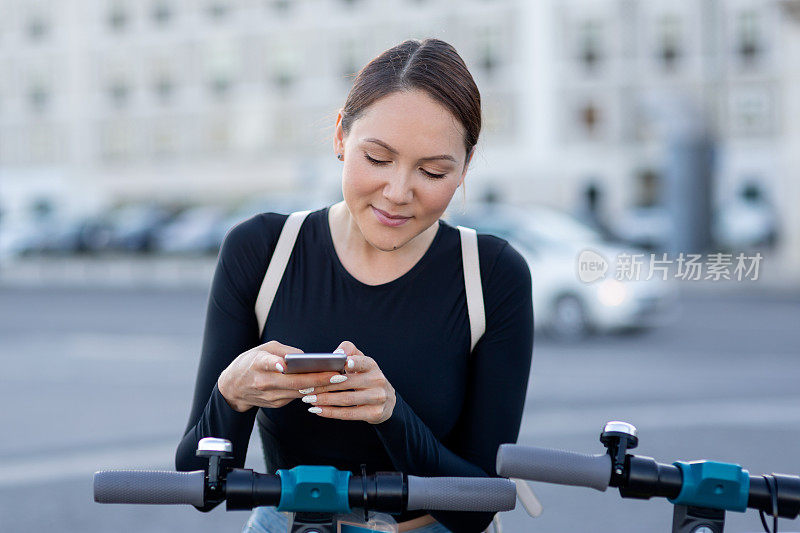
[109,81,130,108]
[657,14,682,70]
[274,71,293,91]
[208,2,229,19]
[579,102,599,134]
[207,116,231,153]
[737,10,761,64]
[210,76,231,98]
[151,120,179,159]
[108,5,128,31]
[101,120,136,162]
[478,26,502,76]
[578,20,602,72]
[27,16,49,40]
[729,85,773,137]
[154,76,174,103]
[30,125,58,164]
[152,1,172,25]
[482,92,515,141]
[28,85,50,112]
[270,42,297,92]
[269,0,291,12]
[635,169,661,208]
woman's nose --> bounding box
[382,172,414,205]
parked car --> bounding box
[153,205,228,254]
[209,194,337,253]
[609,206,673,251]
[0,216,41,258]
[447,203,675,340]
[713,183,778,250]
[1,205,112,256]
[107,203,181,253]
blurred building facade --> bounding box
[0,0,798,280]
[548,0,800,281]
[0,0,524,209]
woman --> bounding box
[176,38,534,533]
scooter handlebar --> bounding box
[496,444,612,492]
[406,476,517,512]
[94,470,206,506]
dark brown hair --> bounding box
[340,39,481,163]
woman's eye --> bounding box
[364,153,390,165]
[364,152,445,179]
[421,169,447,179]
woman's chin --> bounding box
[364,234,409,252]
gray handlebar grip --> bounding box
[94,470,206,506]
[406,476,516,512]
[496,444,611,492]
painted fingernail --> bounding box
[347,358,355,370]
[298,387,314,394]
[302,395,317,403]
[308,407,322,414]
[330,375,348,384]
[333,348,345,354]
[275,362,284,373]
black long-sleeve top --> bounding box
[176,206,534,533]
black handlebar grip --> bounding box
[94,470,206,506]
[406,476,517,512]
[496,444,612,492]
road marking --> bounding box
[65,333,190,361]
[0,435,263,489]
[0,442,176,489]
[3,396,798,489]
[519,396,800,440]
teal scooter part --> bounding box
[276,466,352,514]
[669,460,750,512]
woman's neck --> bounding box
[328,201,438,285]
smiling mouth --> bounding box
[372,206,411,219]
[371,206,412,227]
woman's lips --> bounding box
[372,206,411,227]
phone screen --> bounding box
[284,353,347,374]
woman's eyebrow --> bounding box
[362,137,456,163]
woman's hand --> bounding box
[217,340,349,413]
[303,341,397,424]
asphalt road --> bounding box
[1,285,798,533]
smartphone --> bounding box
[283,353,347,374]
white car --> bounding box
[446,203,676,339]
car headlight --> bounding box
[597,278,628,307]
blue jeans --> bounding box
[242,506,452,533]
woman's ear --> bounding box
[333,109,345,158]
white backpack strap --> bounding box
[457,225,485,352]
[254,210,311,337]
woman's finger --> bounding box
[311,372,370,394]
[257,341,304,358]
[334,340,364,357]
[302,388,386,407]
[344,354,373,374]
[253,352,349,392]
[256,351,288,374]
[277,371,351,391]
[307,404,384,423]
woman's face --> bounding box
[334,89,473,252]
